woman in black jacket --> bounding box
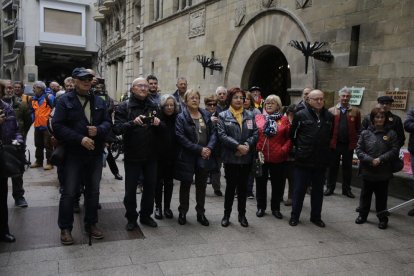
[154,94,179,220]
[217,87,258,227]
[355,107,399,229]
[175,89,217,226]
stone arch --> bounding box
[225,8,315,92]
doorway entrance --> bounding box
[242,45,291,105]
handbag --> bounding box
[391,151,404,173]
[253,137,267,177]
[0,141,25,178]
[50,145,66,166]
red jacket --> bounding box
[255,114,292,164]
[329,104,361,150]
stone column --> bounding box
[117,60,124,99]
[153,0,158,21]
[23,46,37,85]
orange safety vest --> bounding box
[32,96,52,127]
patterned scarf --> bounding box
[229,105,244,128]
[264,112,283,137]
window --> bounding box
[349,25,360,66]
[44,8,81,36]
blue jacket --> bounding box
[217,109,258,165]
[0,100,23,145]
[174,107,217,182]
[51,90,111,156]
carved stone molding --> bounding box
[296,0,312,9]
[235,1,246,27]
[189,7,205,38]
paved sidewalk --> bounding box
[0,131,413,275]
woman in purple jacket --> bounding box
[0,80,24,243]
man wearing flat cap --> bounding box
[52,67,111,245]
[362,96,405,148]
[249,86,264,111]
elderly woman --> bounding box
[0,80,24,243]
[255,95,292,219]
[175,89,217,226]
[154,94,179,220]
[355,107,399,229]
[217,87,258,227]
[204,94,223,196]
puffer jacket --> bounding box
[0,100,23,145]
[113,95,161,162]
[217,109,258,164]
[404,107,414,154]
[362,112,405,148]
[290,104,333,168]
[255,114,292,164]
[356,126,399,181]
[174,107,217,182]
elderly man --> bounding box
[289,90,333,227]
[215,86,227,113]
[49,81,60,97]
[172,77,187,112]
[249,86,264,111]
[114,77,162,230]
[325,88,361,198]
[296,87,312,112]
[30,81,54,170]
[52,67,111,245]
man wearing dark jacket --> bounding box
[52,68,111,245]
[289,90,333,228]
[113,77,162,230]
[172,77,187,112]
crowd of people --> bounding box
[0,67,413,246]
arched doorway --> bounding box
[242,45,291,105]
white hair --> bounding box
[215,86,227,95]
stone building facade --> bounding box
[95,0,414,124]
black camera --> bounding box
[141,116,154,125]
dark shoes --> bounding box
[140,216,158,228]
[214,190,223,196]
[355,216,367,224]
[324,189,334,196]
[60,229,74,245]
[126,221,138,231]
[178,213,186,225]
[342,190,355,198]
[256,209,265,217]
[221,215,230,227]
[272,210,283,219]
[164,208,173,219]
[289,217,298,226]
[408,208,414,216]
[114,173,123,180]
[85,224,104,239]
[15,197,28,208]
[154,208,163,220]
[355,206,361,212]
[197,214,210,226]
[310,218,326,228]
[0,233,16,243]
[378,217,388,230]
[238,214,248,227]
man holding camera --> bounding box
[114,77,162,230]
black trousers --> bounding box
[255,162,286,211]
[178,167,208,215]
[0,178,10,236]
[106,148,119,176]
[224,164,251,216]
[359,179,389,219]
[124,160,156,221]
[155,160,174,210]
[11,176,24,200]
[34,128,52,164]
[327,143,353,192]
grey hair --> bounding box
[176,77,187,84]
[215,86,227,95]
[160,94,179,114]
[338,87,351,96]
[265,94,283,110]
[131,77,147,87]
[33,81,46,90]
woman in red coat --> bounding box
[255,95,292,219]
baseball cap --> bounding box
[377,96,394,104]
[72,67,94,79]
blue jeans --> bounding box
[291,166,326,220]
[124,160,157,221]
[58,153,103,230]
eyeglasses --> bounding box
[265,102,276,105]
[233,96,246,101]
[134,84,149,89]
[309,97,324,102]
[78,76,93,81]
[206,103,217,107]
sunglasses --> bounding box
[78,76,93,81]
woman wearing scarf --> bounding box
[255,95,292,219]
[217,87,258,227]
